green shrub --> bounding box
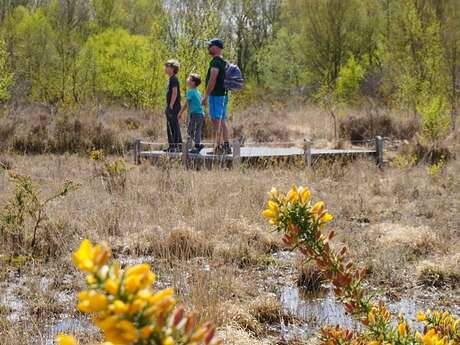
[78,28,166,108]
[0,38,13,103]
[417,96,451,147]
[0,172,78,257]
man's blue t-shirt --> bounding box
[186,88,204,115]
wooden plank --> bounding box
[239,146,304,157]
[139,150,233,161]
[311,148,376,155]
[138,146,377,162]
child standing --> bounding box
[179,74,205,154]
[164,59,182,152]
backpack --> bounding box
[224,61,244,91]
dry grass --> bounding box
[417,253,460,288]
[296,261,325,292]
[0,103,426,157]
[0,141,459,343]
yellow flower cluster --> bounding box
[263,185,460,345]
[262,185,333,227]
[416,310,460,345]
[58,240,221,345]
[89,149,105,161]
[106,159,129,175]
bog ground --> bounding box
[1,148,459,344]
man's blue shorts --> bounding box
[209,95,228,120]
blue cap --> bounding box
[206,38,224,49]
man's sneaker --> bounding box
[222,143,232,155]
[189,144,204,155]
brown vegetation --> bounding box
[0,148,458,343]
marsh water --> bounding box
[2,251,459,344]
[276,284,460,342]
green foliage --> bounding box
[169,0,223,91]
[0,38,13,102]
[4,6,60,102]
[416,96,451,147]
[257,28,306,94]
[0,0,457,139]
[282,0,382,89]
[78,28,166,108]
[385,0,446,115]
[427,158,446,178]
[92,0,125,31]
[89,149,132,193]
[335,55,365,103]
[0,172,78,256]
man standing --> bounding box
[202,38,231,155]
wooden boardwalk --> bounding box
[133,136,384,168]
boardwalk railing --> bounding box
[133,136,385,168]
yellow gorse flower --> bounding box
[397,322,408,336]
[89,149,105,161]
[285,185,299,203]
[421,329,447,345]
[72,239,110,273]
[61,239,220,345]
[263,186,460,345]
[56,334,78,345]
[77,290,108,313]
[263,185,333,228]
[262,199,281,225]
[417,311,427,321]
[298,186,311,204]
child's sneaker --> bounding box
[222,142,232,155]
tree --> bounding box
[0,38,13,102]
[91,0,125,31]
[437,0,460,130]
[289,0,382,90]
[384,0,446,118]
[3,6,60,103]
[166,0,223,92]
[78,28,166,108]
[258,0,382,96]
[121,0,165,35]
[46,0,91,102]
[224,0,281,80]
[257,28,305,94]
[318,55,366,140]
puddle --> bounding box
[0,272,27,322]
[280,285,460,338]
[116,254,156,267]
[281,286,358,332]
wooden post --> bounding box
[133,138,141,165]
[303,139,312,168]
[375,136,384,167]
[182,137,190,168]
[233,138,241,169]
